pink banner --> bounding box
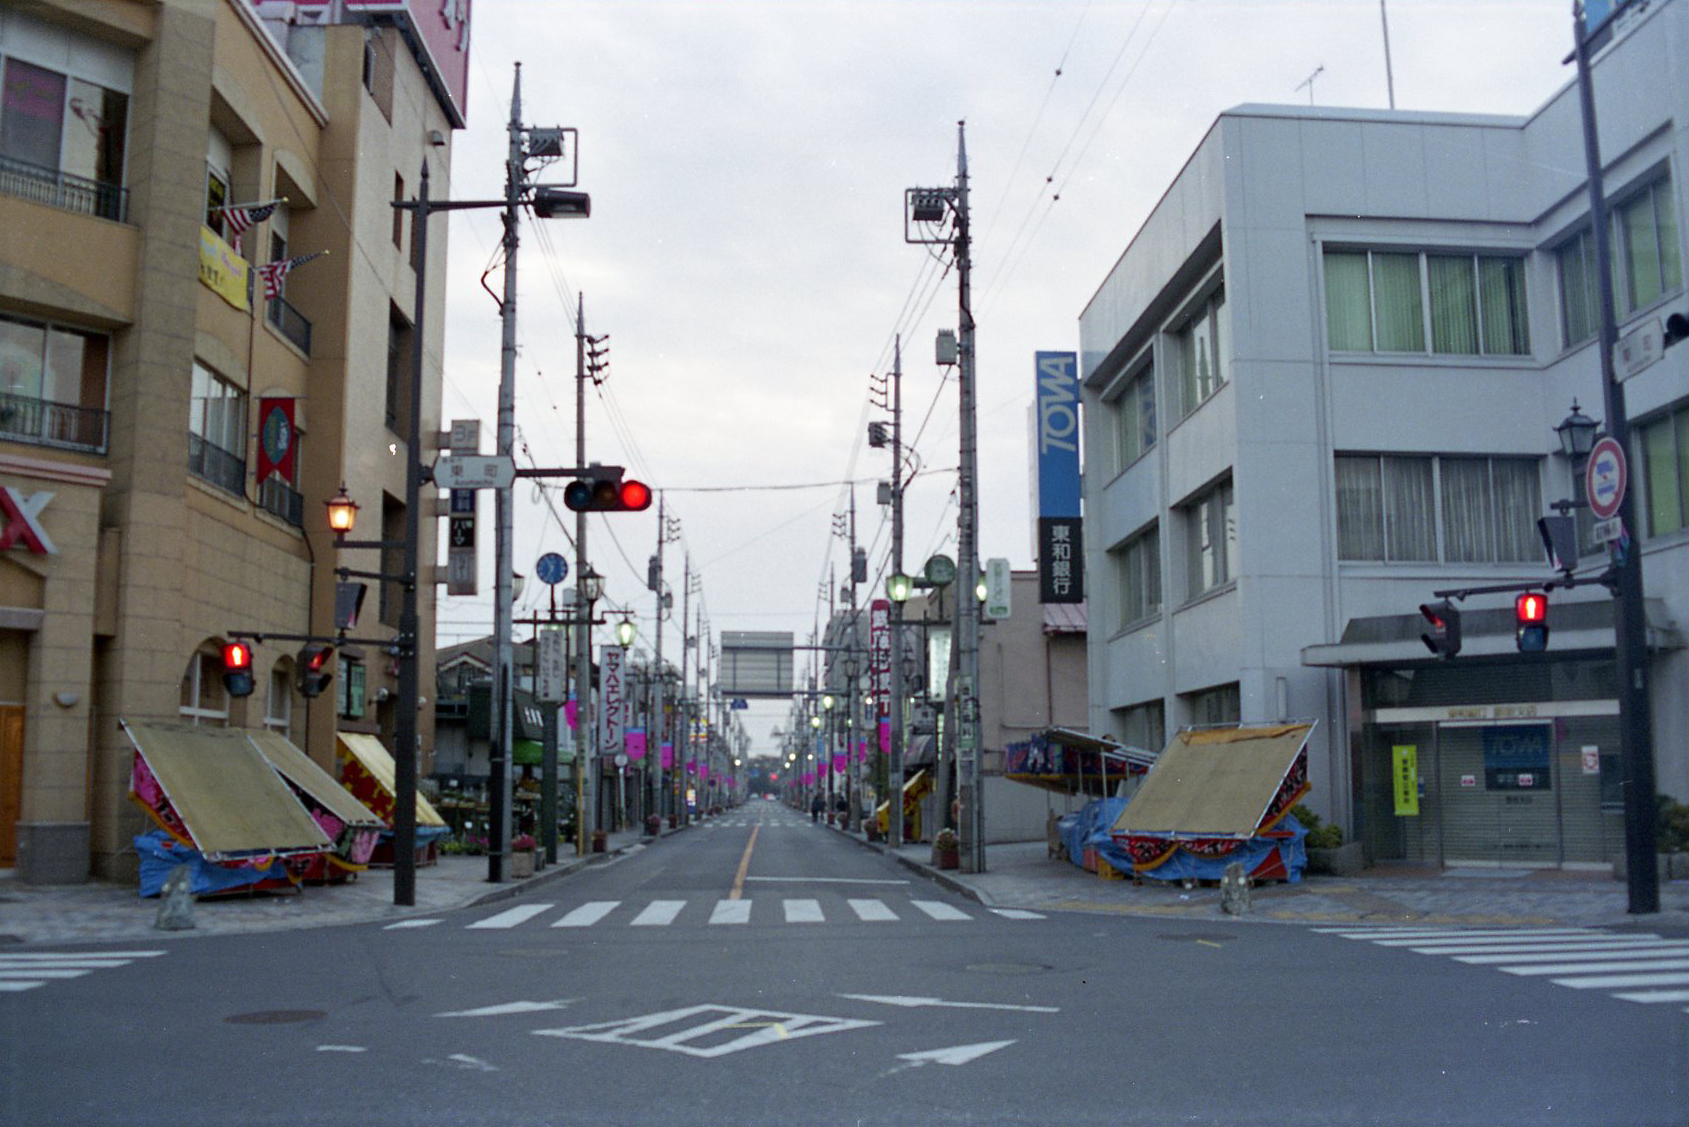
[699,764,710,782]
[660,742,674,770]
[879,718,890,755]
[626,729,647,761]
[832,753,846,773]
[564,699,578,731]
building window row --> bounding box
[1176,288,1226,418]
[1183,477,1235,598]
[1112,524,1160,629]
[1559,175,1683,348]
[1325,249,1529,357]
[188,361,247,496]
[0,48,129,221]
[1336,453,1541,564]
[1113,362,1156,472]
[0,312,109,451]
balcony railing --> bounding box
[0,155,127,222]
[266,296,312,355]
[0,392,109,453]
[187,431,245,496]
[257,475,304,527]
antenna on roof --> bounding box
[1295,64,1325,106]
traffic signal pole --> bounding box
[953,122,984,874]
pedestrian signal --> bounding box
[1418,600,1462,658]
[222,641,254,698]
[297,643,335,697]
[1515,592,1549,652]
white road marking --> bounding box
[912,900,971,921]
[783,899,824,923]
[1368,930,1610,946]
[0,951,166,960]
[0,959,132,969]
[849,899,898,922]
[1614,989,1689,1004]
[630,900,686,926]
[1454,945,1688,965]
[839,993,1061,1014]
[746,876,910,885]
[710,900,752,925]
[0,981,45,992]
[1501,958,1689,976]
[468,903,556,929]
[437,1000,575,1017]
[1406,939,1683,956]
[896,1040,1016,1067]
[553,901,620,927]
[384,919,443,930]
[990,909,1047,920]
[1317,928,1603,941]
[1550,971,1689,990]
[445,1054,498,1072]
[535,1004,879,1059]
[315,1045,367,1053]
[0,969,91,979]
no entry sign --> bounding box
[1585,436,1626,521]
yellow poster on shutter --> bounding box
[1392,745,1419,816]
[198,226,251,311]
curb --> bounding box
[826,821,997,907]
[446,824,692,913]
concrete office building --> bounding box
[0,0,464,882]
[1079,0,1686,869]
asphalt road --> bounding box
[3,802,1684,1126]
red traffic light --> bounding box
[222,641,252,670]
[1515,592,1549,652]
[564,465,652,512]
[619,479,652,511]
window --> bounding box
[1114,524,1160,628]
[188,361,246,494]
[1176,289,1226,416]
[1335,454,1542,563]
[1558,176,1683,347]
[1113,699,1165,754]
[0,312,109,449]
[337,657,366,719]
[264,666,292,734]
[0,54,129,220]
[1639,402,1689,538]
[1182,478,1235,599]
[1184,683,1240,727]
[392,173,404,247]
[204,128,232,240]
[178,649,228,727]
[1114,363,1155,471]
[386,306,412,433]
[1325,249,1528,356]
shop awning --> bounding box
[1004,728,1158,792]
[336,732,448,827]
[1113,722,1314,839]
[123,720,331,858]
[246,730,384,830]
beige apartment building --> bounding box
[0,0,462,882]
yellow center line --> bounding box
[730,825,759,900]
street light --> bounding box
[887,573,913,602]
[616,616,636,647]
[1555,400,1600,460]
[325,485,358,536]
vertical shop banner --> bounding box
[1391,745,1419,816]
[626,729,646,762]
[255,397,297,484]
[599,645,626,760]
[1035,351,1083,602]
[869,598,890,748]
[660,742,674,770]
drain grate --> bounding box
[224,1009,326,1025]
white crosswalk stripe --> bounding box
[0,950,165,994]
[1314,925,1689,1010]
[450,894,1045,931]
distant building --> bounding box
[1079,0,1686,869]
[0,0,463,881]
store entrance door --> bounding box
[1437,722,1559,866]
[0,704,21,866]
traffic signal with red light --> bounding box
[1515,592,1549,652]
[222,641,254,698]
[1419,600,1461,658]
[563,465,652,512]
[297,643,335,697]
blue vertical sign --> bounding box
[1035,351,1083,603]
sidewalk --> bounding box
[0,825,663,946]
[838,828,1689,934]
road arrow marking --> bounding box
[436,999,576,1018]
[839,993,1059,1013]
[896,1040,1016,1067]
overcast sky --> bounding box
[434,0,1578,754]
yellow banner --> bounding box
[1392,745,1420,816]
[198,226,250,311]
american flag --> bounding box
[219,200,280,237]
[257,251,325,301]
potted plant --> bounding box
[511,834,537,878]
[1295,805,1364,876]
[645,813,662,836]
[934,827,960,870]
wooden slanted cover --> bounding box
[1112,723,1314,839]
[336,731,447,827]
[246,730,385,830]
[124,720,332,858]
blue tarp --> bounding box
[1059,797,1131,872]
[134,831,294,897]
[1128,814,1309,883]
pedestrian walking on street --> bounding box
[810,794,824,822]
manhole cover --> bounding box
[1156,932,1237,944]
[224,1009,326,1025]
[965,962,1051,975]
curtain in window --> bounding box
[1136,371,1156,457]
[1428,256,1479,354]
[1558,234,1596,346]
[1324,252,1373,351]
[1479,257,1529,355]
[1371,253,1425,351]
[0,60,66,169]
[1383,456,1436,560]
[1440,458,1494,562]
[1335,456,1384,560]
[1658,181,1682,296]
[0,317,44,400]
[1490,458,1541,561]
[1622,189,1665,312]
[1641,413,1686,536]
[1209,290,1227,393]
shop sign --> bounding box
[1581,746,1600,775]
[198,226,251,311]
[869,599,890,722]
[0,488,55,554]
[1391,745,1419,816]
[599,645,626,756]
[1481,725,1552,791]
[1460,774,1477,788]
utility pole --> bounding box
[888,337,906,849]
[651,494,666,822]
[572,292,592,855]
[488,68,524,884]
[952,121,983,873]
[678,554,692,822]
[847,484,860,829]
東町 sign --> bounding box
[435,454,515,490]
[1585,436,1626,521]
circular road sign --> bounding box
[924,554,957,586]
[535,552,569,586]
[1585,436,1627,521]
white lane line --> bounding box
[848,899,898,922]
[746,876,910,885]
[990,909,1047,920]
[0,951,166,960]
[384,919,443,930]
[912,900,972,921]
[1551,971,1689,990]
[552,901,620,928]
[467,903,556,930]
[316,1045,367,1053]
[0,959,135,969]
[784,899,824,923]
[1454,945,1686,965]
[630,900,686,926]
[839,993,1061,1013]
[709,900,752,925]
[0,969,90,979]
[1501,958,1689,977]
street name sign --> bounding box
[1614,317,1663,381]
[435,454,515,490]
